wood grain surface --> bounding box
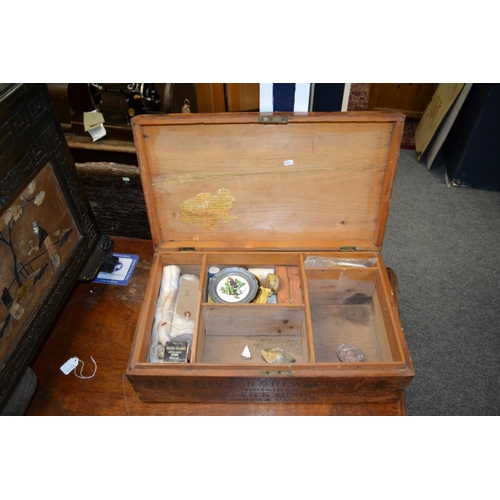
[26,237,406,416]
[131,112,404,252]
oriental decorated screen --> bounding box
[0,163,80,359]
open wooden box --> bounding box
[126,112,414,409]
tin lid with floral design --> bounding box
[208,267,259,304]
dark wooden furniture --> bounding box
[48,83,197,143]
[0,83,108,413]
[26,236,407,416]
[66,134,138,166]
[75,161,151,240]
[195,84,260,112]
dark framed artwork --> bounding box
[0,83,104,411]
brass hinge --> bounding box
[179,247,195,252]
[258,116,288,124]
[340,246,357,251]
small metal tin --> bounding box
[208,266,220,279]
[208,267,259,303]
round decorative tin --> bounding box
[208,267,259,303]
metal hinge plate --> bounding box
[179,247,195,252]
[258,116,288,124]
[261,370,293,376]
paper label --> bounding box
[83,110,105,131]
[60,356,79,375]
[88,124,107,142]
[175,278,199,321]
[84,110,107,142]
[163,341,189,363]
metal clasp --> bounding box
[258,116,288,124]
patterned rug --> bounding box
[347,83,371,111]
[348,83,418,150]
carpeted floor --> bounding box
[341,85,498,414]
[383,149,500,415]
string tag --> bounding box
[60,356,97,379]
[60,356,80,375]
[74,356,97,379]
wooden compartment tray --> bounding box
[127,250,412,404]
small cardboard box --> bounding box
[126,112,414,412]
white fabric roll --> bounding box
[148,265,181,362]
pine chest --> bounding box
[126,111,414,410]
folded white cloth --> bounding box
[148,265,181,362]
[148,268,200,363]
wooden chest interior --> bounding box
[126,112,414,405]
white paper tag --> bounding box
[88,124,107,142]
[284,159,294,166]
[60,356,79,375]
[83,110,107,142]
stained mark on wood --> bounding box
[179,188,237,232]
[335,305,372,326]
[344,293,372,305]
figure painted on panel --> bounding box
[31,221,60,270]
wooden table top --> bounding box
[27,237,405,416]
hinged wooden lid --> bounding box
[131,112,404,252]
